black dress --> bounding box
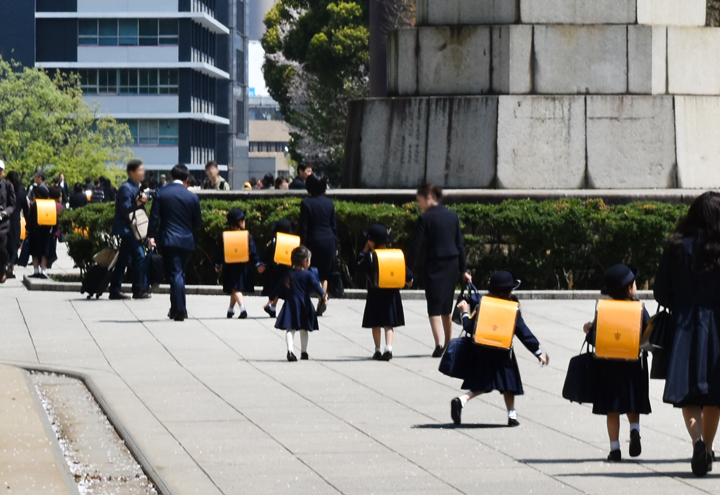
[300,195,338,281]
[586,307,652,415]
[406,205,467,316]
[27,202,59,263]
[215,232,259,295]
[261,238,290,298]
[460,309,541,395]
[7,185,25,266]
[654,236,720,408]
[356,251,405,328]
[272,269,325,331]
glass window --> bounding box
[98,19,118,45]
[158,69,179,94]
[79,69,98,93]
[98,69,117,93]
[119,69,138,94]
[122,120,138,144]
[78,20,98,45]
[139,19,159,46]
[159,20,179,45]
[237,1,244,34]
[159,120,179,145]
[138,69,159,94]
[137,120,157,145]
[119,19,138,46]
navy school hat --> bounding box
[227,208,246,226]
[488,270,521,291]
[272,218,293,234]
[601,264,638,295]
[364,224,390,244]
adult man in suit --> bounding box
[110,159,150,300]
[57,173,69,205]
[289,164,313,190]
[0,161,16,284]
[148,164,202,321]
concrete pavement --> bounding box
[1,257,719,494]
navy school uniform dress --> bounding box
[655,236,720,408]
[356,251,405,329]
[215,233,259,294]
[261,237,290,299]
[585,306,652,415]
[272,269,325,331]
[460,307,541,395]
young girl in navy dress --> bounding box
[356,224,405,361]
[273,246,328,362]
[215,209,260,319]
[452,271,548,427]
[582,264,651,462]
[258,218,293,318]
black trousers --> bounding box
[0,232,8,275]
[163,247,192,317]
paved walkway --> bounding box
[1,255,720,494]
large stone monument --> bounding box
[343,0,720,189]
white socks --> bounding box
[287,330,309,353]
[34,267,39,274]
[375,347,381,353]
[228,306,235,314]
[508,410,517,420]
[385,345,393,353]
[630,423,640,433]
[240,305,246,312]
[458,396,468,407]
[610,440,621,451]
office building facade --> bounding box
[0,0,249,187]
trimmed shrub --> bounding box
[58,198,687,290]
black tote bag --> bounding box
[438,332,477,380]
[328,259,345,298]
[452,283,480,325]
[640,306,674,352]
[562,343,596,404]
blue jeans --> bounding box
[163,247,192,317]
[111,236,145,294]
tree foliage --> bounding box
[0,59,132,185]
[710,0,720,26]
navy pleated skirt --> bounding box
[461,346,525,395]
[591,354,652,415]
[362,288,405,329]
[664,305,720,407]
[262,265,290,298]
[424,256,459,317]
[223,263,254,295]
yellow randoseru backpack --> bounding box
[20,217,26,240]
[223,231,250,263]
[372,249,406,289]
[594,299,643,360]
[36,199,57,226]
[474,296,519,349]
[274,232,301,266]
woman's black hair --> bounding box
[666,191,720,272]
[488,288,519,303]
[305,173,327,196]
[73,182,83,193]
[606,284,638,302]
[416,183,443,202]
[6,171,21,192]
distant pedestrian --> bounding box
[91,179,104,203]
[654,191,720,477]
[159,175,167,188]
[406,183,472,357]
[69,183,89,209]
[148,164,203,322]
[581,264,650,462]
[83,177,94,193]
[451,271,548,427]
[262,173,274,190]
[215,209,260,319]
[57,174,69,205]
[202,161,230,191]
[356,224,405,361]
[275,177,289,190]
[271,246,328,362]
[4,170,26,280]
[110,160,149,300]
[0,161,16,283]
[289,164,312,190]
[259,218,294,318]
[27,170,47,203]
[26,184,51,278]
[102,177,116,202]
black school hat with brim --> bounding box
[601,264,638,295]
[488,270,521,291]
[272,218,293,234]
[227,208,246,226]
[364,224,390,244]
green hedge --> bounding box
[58,198,688,290]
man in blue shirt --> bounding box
[148,164,202,321]
[110,159,150,300]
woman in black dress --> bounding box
[5,171,27,279]
[654,191,720,477]
[406,183,472,357]
[299,174,338,316]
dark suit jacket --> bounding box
[300,195,338,247]
[289,177,306,190]
[112,179,142,237]
[148,183,202,251]
[406,205,467,273]
[0,179,16,235]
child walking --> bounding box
[258,218,294,318]
[452,271,548,427]
[273,246,328,362]
[583,264,651,462]
[356,224,405,361]
[215,209,260,319]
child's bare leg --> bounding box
[384,327,394,347]
[503,392,515,412]
[372,327,381,349]
[236,291,245,309]
[460,390,483,403]
[607,413,621,443]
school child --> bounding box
[583,264,651,462]
[272,246,328,362]
[452,271,548,427]
[258,218,294,318]
[356,224,405,361]
[215,209,260,319]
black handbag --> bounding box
[439,331,477,380]
[145,247,165,290]
[641,306,674,352]
[562,342,596,404]
[452,283,481,325]
[328,259,345,298]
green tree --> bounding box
[710,0,720,26]
[0,59,132,185]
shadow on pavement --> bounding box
[412,423,507,430]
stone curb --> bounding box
[6,361,175,495]
[23,276,655,300]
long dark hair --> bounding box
[6,171,21,192]
[667,191,720,271]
